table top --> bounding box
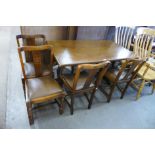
[48,40,134,66]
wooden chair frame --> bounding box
[18,45,65,125]
[99,59,145,102]
[132,27,155,99]
[16,34,50,99]
[60,61,110,114]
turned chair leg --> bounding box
[26,102,34,125]
[22,78,26,99]
[120,82,131,99]
[136,79,145,100]
[107,84,115,103]
[88,89,96,109]
[71,66,75,74]
[70,95,74,115]
[57,68,63,86]
[58,97,64,115]
[151,82,155,94]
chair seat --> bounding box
[105,70,127,82]
[62,72,94,90]
[26,76,64,103]
[138,64,155,80]
[105,70,117,82]
[24,62,51,78]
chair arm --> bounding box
[146,62,155,71]
[142,62,155,77]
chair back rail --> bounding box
[134,27,155,60]
[115,26,134,50]
[18,45,54,79]
[16,34,47,47]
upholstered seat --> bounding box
[104,70,128,83]
[27,76,64,103]
[104,70,117,82]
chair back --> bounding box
[115,59,145,82]
[72,61,110,90]
[134,27,155,60]
[18,45,54,79]
[16,34,47,47]
[16,34,47,62]
[115,26,134,50]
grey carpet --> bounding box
[0,27,13,128]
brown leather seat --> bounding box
[27,76,64,103]
[104,70,117,82]
[105,70,127,83]
[62,72,94,90]
[24,63,51,78]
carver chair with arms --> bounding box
[132,27,155,99]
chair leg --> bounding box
[58,97,64,115]
[120,82,131,99]
[22,78,26,99]
[26,102,34,125]
[71,66,75,74]
[151,82,155,94]
[57,68,63,86]
[107,84,115,103]
[88,89,96,109]
[136,79,145,100]
[70,95,74,115]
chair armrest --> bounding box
[142,62,155,77]
[146,63,155,71]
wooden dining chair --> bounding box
[131,27,155,99]
[99,59,145,102]
[18,45,65,125]
[60,61,110,114]
[115,26,134,50]
[16,34,52,95]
